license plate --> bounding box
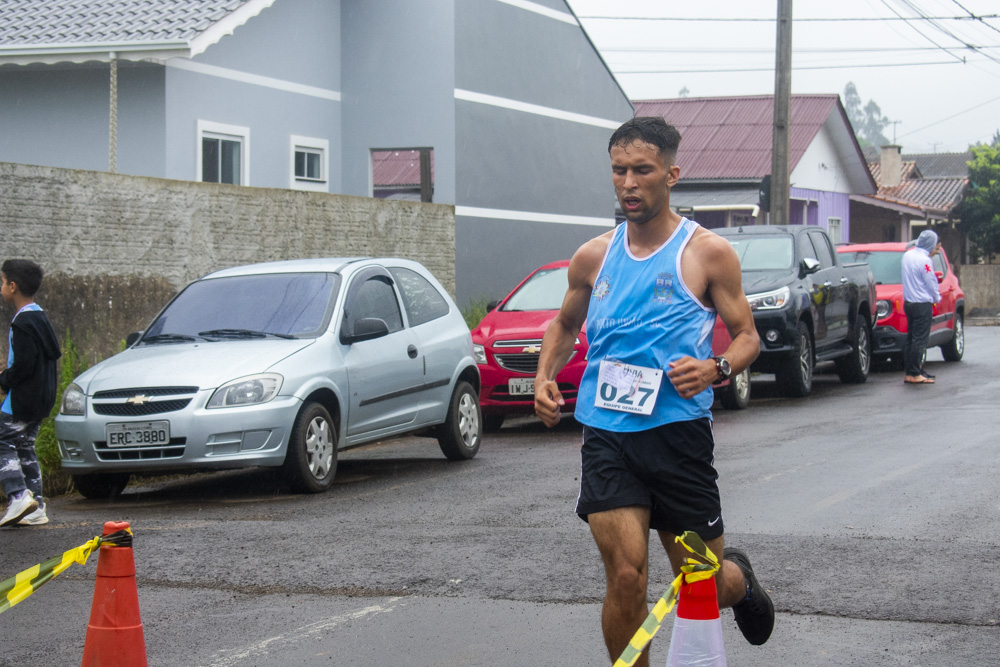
[106,421,170,447]
[508,378,535,396]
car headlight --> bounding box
[207,374,283,409]
[876,299,892,320]
[60,383,86,416]
[473,343,488,365]
[746,286,790,311]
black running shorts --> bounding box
[576,418,724,540]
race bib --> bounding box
[595,360,662,415]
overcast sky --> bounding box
[566,0,1000,154]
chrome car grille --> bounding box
[91,386,199,416]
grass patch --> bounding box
[461,296,494,330]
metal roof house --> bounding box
[0,0,633,305]
[633,95,876,244]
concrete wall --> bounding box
[958,265,1000,311]
[0,162,454,363]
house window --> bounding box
[291,135,329,192]
[198,121,249,185]
[731,213,754,227]
[827,217,842,244]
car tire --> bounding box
[836,314,871,384]
[437,381,482,460]
[282,402,338,494]
[777,321,813,398]
[73,472,131,500]
[719,367,751,410]
[482,414,505,432]
[941,311,964,361]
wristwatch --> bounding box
[713,356,732,382]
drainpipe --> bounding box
[109,52,117,173]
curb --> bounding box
[967,317,1000,326]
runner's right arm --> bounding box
[534,237,607,427]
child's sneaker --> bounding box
[1,490,38,527]
[18,502,48,526]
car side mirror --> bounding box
[126,332,142,346]
[343,317,390,344]
[486,299,500,312]
[800,257,821,277]
[935,271,944,284]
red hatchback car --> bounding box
[471,260,751,431]
[836,241,965,366]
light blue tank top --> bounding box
[575,218,716,432]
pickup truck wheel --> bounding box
[438,381,482,460]
[777,321,813,397]
[72,472,131,499]
[941,312,964,361]
[282,402,337,494]
[719,367,751,410]
[836,315,871,383]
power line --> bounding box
[897,92,1000,138]
[615,60,963,74]
[893,0,1000,65]
[575,14,1000,22]
[602,45,1000,54]
[952,0,1000,36]
[877,0,967,63]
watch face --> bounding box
[718,357,731,377]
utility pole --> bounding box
[770,0,792,225]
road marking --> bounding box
[201,597,403,667]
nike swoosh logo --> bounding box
[707,516,720,526]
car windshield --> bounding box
[143,272,340,342]
[839,251,903,284]
[726,236,794,271]
[502,267,568,311]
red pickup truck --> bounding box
[471,260,751,431]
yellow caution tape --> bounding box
[0,527,133,615]
[613,531,720,667]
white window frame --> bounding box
[827,217,843,244]
[197,120,250,186]
[290,135,329,192]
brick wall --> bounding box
[0,162,455,363]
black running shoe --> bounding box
[724,547,774,645]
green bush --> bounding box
[461,296,493,330]
[34,332,89,497]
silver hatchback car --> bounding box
[55,258,482,498]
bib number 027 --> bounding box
[595,360,662,415]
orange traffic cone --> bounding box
[81,521,148,667]
[664,576,727,667]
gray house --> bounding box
[0,0,633,305]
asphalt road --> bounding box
[2,327,999,666]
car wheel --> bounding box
[719,367,750,410]
[777,321,813,398]
[282,402,338,494]
[941,312,964,361]
[836,314,871,384]
[438,381,482,460]
[482,414,505,432]
[73,472,131,500]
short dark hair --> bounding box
[608,116,682,163]
[1,259,44,297]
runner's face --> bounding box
[610,141,678,225]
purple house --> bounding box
[633,95,876,244]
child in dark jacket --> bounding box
[0,259,61,527]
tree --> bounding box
[843,82,891,148]
[959,133,1000,262]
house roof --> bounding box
[863,159,967,218]
[0,0,276,65]
[372,150,435,189]
[902,152,972,178]
[633,95,875,193]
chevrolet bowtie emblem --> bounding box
[522,345,542,354]
[126,395,151,406]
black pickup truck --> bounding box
[715,225,877,397]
